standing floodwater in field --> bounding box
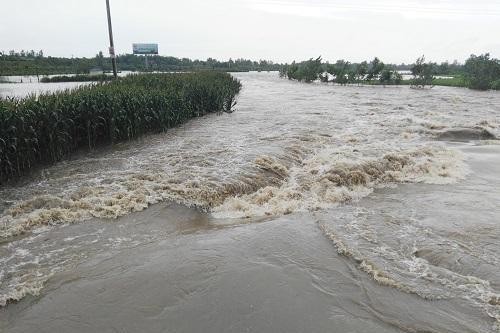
[1,72,500,332]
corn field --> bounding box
[0,72,242,183]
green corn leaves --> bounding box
[0,72,242,183]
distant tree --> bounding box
[411,55,435,88]
[379,69,392,86]
[206,57,217,69]
[279,65,288,78]
[379,69,403,86]
[301,56,323,82]
[464,53,500,90]
[284,61,299,80]
[366,57,385,82]
[327,60,350,85]
[347,69,357,84]
[393,71,403,84]
[355,61,368,83]
[95,51,105,70]
[75,62,90,74]
[437,61,450,75]
[0,50,284,75]
[286,56,323,82]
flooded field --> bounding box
[0,72,132,98]
[1,72,499,332]
[0,80,91,99]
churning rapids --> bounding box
[1,72,500,332]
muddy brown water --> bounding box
[1,72,500,332]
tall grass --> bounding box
[0,72,241,183]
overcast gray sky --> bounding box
[2,0,500,63]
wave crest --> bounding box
[213,146,468,218]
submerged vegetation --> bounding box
[285,56,324,83]
[40,74,113,83]
[281,54,500,91]
[281,56,426,87]
[410,56,435,88]
[0,72,241,183]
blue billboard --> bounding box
[132,43,159,55]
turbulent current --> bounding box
[1,72,500,332]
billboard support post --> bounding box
[133,43,158,71]
[106,0,118,78]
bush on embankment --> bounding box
[0,72,242,183]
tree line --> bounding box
[280,56,427,87]
[0,50,283,76]
[3,50,500,91]
[280,54,500,91]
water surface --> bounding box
[1,72,499,332]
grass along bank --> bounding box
[0,72,241,183]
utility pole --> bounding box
[106,0,118,78]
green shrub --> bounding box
[283,57,323,83]
[379,69,402,85]
[411,56,435,88]
[464,54,500,91]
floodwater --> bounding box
[0,72,135,98]
[1,72,500,332]
[0,80,91,98]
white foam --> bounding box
[213,146,468,219]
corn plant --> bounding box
[0,72,242,183]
